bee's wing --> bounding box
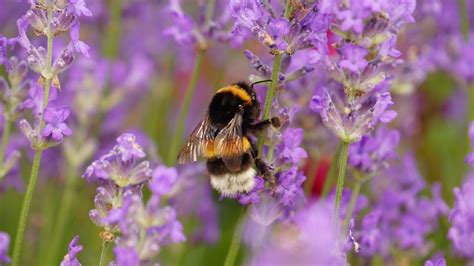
[177,114,216,164]
[215,112,243,172]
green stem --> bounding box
[103,0,122,58]
[0,119,12,168]
[99,240,109,266]
[12,8,54,265]
[44,164,78,265]
[205,0,217,25]
[166,49,206,165]
[333,141,349,222]
[284,0,293,18]
[257,52,283,155]
[458,0,469,40]
[11,150,43,266]
[322,142,342,198]
[343,180,361,231]
[223,210,245,266]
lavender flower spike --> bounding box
[60,235,82,266]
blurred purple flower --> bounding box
[425,256,446,266]
[358,154,448,258]
[169,165,220,243]
[0,232,11,265]
[60,235,82,266]
[243,195,283,249]
[69,0,93,17]
[149,166,178,196]
[42,106,72,142]
[114,194,185,264]
[249,202,347,265]
[113,247,139,266]
[163,0,244,47]
[0,35,15,71]
[448,176,474,259]
[163,1,196,46]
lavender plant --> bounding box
[7,1,90,264]
[83,133,184,265]
[308,0,415,219]
[0,0,472,265]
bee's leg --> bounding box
[250,141,276,192]
[248,117,281,134]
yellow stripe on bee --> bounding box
[203,137,252,158]
[217,85,252,104]
[242,137,251,152]
[204,140,216,158]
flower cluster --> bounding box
[83,133,152,228]
[230,0,330,55]
[83,133,185,264]
[310,0,415,143]
[357,154,448,258]
[18,0,91,88]
[231,1,330,83]
[14,0,91,150]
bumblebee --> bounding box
[177,81,280,196]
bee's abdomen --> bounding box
[207,152,256,196]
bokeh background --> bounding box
[0,0,473,265]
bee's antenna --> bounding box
[251,79,272,89]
